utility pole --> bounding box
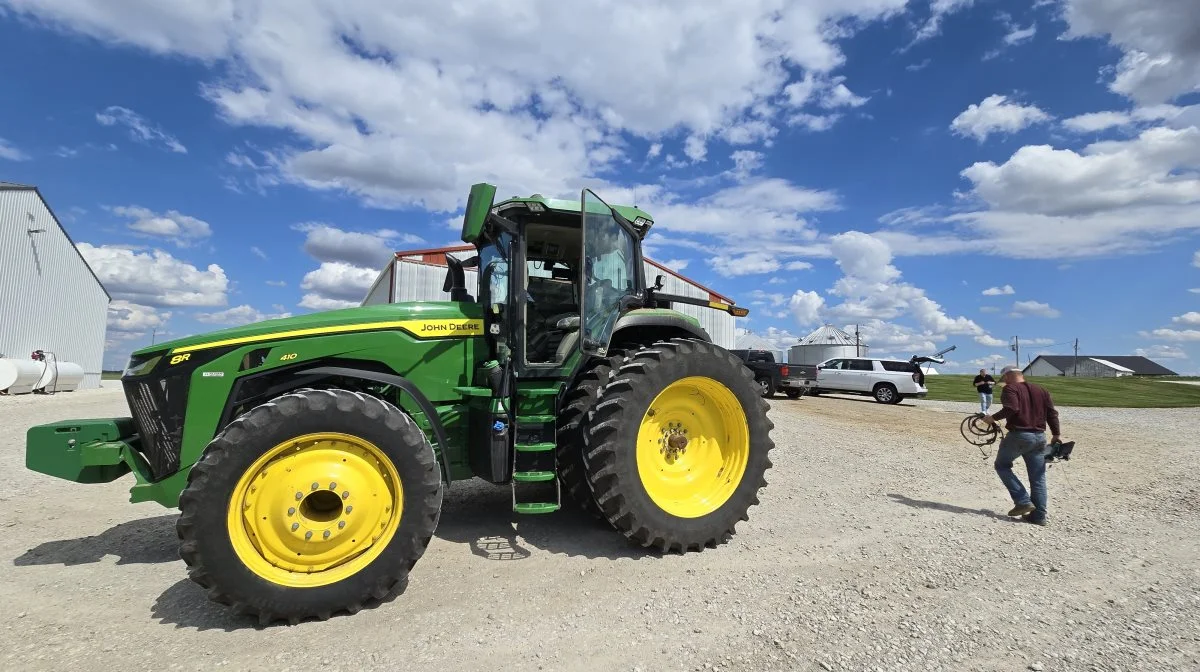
[1073,338,1079,377]
[151,328,157,345]
[855,325,860,357]
[1011,336,1020,369]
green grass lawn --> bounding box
[101,371,123,380]
[924,375,1200,408]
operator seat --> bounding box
[554,315,581,363]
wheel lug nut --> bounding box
[338,521,346,529]
[305,531,313,540]
[342,491,350,499]
[311,482,319,491]
[288,507,296,516]
[295,492,303,501]
[346,506,353,514]
[291,523,300,531]
[323,530,331,539]
[329,482,337,489]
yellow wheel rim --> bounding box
[226,432,403,588]
[636,376,750,518]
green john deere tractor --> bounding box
[25,185,775,623]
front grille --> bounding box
[124,374,189,480]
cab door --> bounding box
[579,188,641,356]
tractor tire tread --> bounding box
[176,387,442,625]
[580,338,774,554]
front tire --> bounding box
[582,339,774,553]
[873,383,898,404]
[558,350,626,520]
[176,388,443,624]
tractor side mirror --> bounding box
[443,255,474,302]
[653,274,664,291]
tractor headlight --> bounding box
[123,354,163,378]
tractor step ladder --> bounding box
[510,388,562,514]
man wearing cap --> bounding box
[983,365,1063,526]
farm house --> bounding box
[362,245,736,348]
[0,182,108,393]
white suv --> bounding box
[811,357,928,404]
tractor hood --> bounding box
[131,301,483,359]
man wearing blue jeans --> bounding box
[984,366,1063,526]
[973,368,996,413]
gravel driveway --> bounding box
[2,387,1198,671]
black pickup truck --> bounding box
[730,349,816,399]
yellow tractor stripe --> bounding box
[170,319,484,354]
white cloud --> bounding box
[646,143,663,159]
[77,243,228,307]
[1010,300,1061,318]
[106,300,169,335]
[983,14,1036,60]
[684,135,708,163]
[1062,104,1194,133]
[710,252,781,277]
[0,138,30,161]
[1142,328,1200,342]
[892,124,1200,260]
[970,353,1010,367]
[980,306,1001,313]
[108,205,212,246]
[789,290,825,327]
[298,294,361,311]
[787,113,842,132]
[660,259,690,271]
[812,232,1003,349]
[909,0,976,46]
[730,150,764,176]
[976,334,1007,347]
[1062,0,1200,104]
[6,0,915,213]
[721,121,777,146]
[1190,288,1200,294]
[982,284,1015,295]
[906,59,931,72]
[962,126,1200,217]
[196,304,292,325]
[785,260,814,271]
[251,246,267,260]
[95,106,186,153]
[299,261,379,309]
[1172,312,1200,326]
[266,280,287,287]
[295,222,424,270]
[950,94,1052,142]
[768,277,787,284]
[817,76,869,109]
[1194,250,1200,267]
[1135,344,1188,359]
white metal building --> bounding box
[788,324,869,365]
[363,245,737,349]
[0,182,109,391]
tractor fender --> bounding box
[610,312,712,348]
[295,366,453,484]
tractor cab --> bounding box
[455,185,655,379]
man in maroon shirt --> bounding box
[983,365,1063,526]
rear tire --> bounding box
[582,339,774,553]
[756,377,775,398]
[784,389,803,399]
[557,350,626,521]
[176,388,443,624]
[873,383,898,404]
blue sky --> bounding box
[2,0,1198,373]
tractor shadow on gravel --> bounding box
[13,513,180,567]
[434,481,655,562]
[887,493,1013,522]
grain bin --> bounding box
[788,325,868,365]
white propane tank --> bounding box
[34,361,86,393]
[0,358,46,395]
